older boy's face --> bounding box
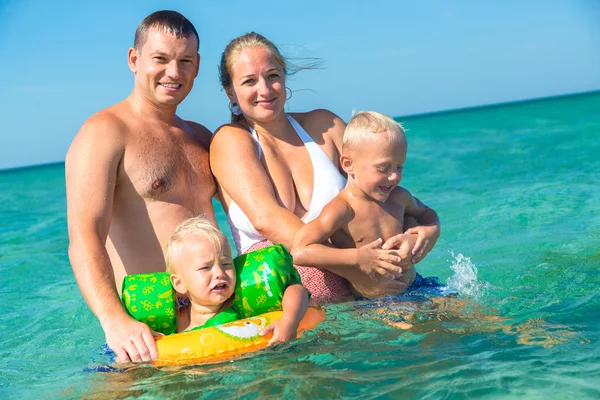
[174,235,235,306]
[351,133,407,202]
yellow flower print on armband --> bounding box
[141,300,154,311]
[161,275,170,286]
[142,285,155,296]
[255,294,267,306]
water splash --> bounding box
[446,252,491,299]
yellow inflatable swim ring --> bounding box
[153,306,325,366]
[122,244,326,366]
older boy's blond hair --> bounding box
[165,215,231,274]
[343,111,406,152]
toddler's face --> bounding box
[174,234,235,306]
[351,134,406,202]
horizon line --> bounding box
[2,88,599,174]
[395,88,600,121]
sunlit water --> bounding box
[1,93,599,399]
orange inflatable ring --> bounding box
[153,306,326,366]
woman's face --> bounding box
[227,46,286,123]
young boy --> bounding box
[292,111,440,299]
[166,216,309,344]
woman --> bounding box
[210,33,439,303]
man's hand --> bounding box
[104,315,159,364]
[356,238,403,281]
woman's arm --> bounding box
[210,109,347,250]
[210,124,303,249]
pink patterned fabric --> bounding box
[245,239,351,303]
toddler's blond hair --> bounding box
[165,215,231,274]
[343,111,406,152]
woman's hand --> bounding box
[356,238,403,280]
[383,225,440,264]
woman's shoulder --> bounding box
[211,123,254,149]
[289,109,344,127]
[213,122,250,137]
[290,109,347,149]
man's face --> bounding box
[129,28,200,107]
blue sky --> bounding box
[1,0,599,170]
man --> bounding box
[66,10,215,364]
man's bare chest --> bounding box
[120,132,213,201]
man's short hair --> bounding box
[134,10,199,52]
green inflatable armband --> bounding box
[232,244,303,318]
[122,272,177,335]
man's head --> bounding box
[341,111,408,202]
[128,11,200,107]
[134,10,199,52]
[166,216,235,307]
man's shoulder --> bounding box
[68,105,130,158]
[78,103,130,140]
[182,119,213,150]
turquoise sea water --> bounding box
[1,92,599,399]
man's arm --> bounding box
[66,115,157,363]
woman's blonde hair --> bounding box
[343,111,406,152]
[165,215,230,274]
[218,32,321,123]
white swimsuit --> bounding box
[227,114,346,254]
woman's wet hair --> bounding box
[219,32,322,123]
[134,10,199,52]
[343,111,407,152]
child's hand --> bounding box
[357,238,403,281]
[403,225,440,264]
[260,317,300,346]
[380,233,416,269]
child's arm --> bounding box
[291,198,402,282]
[382,188,440,264]
[260,284,309,345]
